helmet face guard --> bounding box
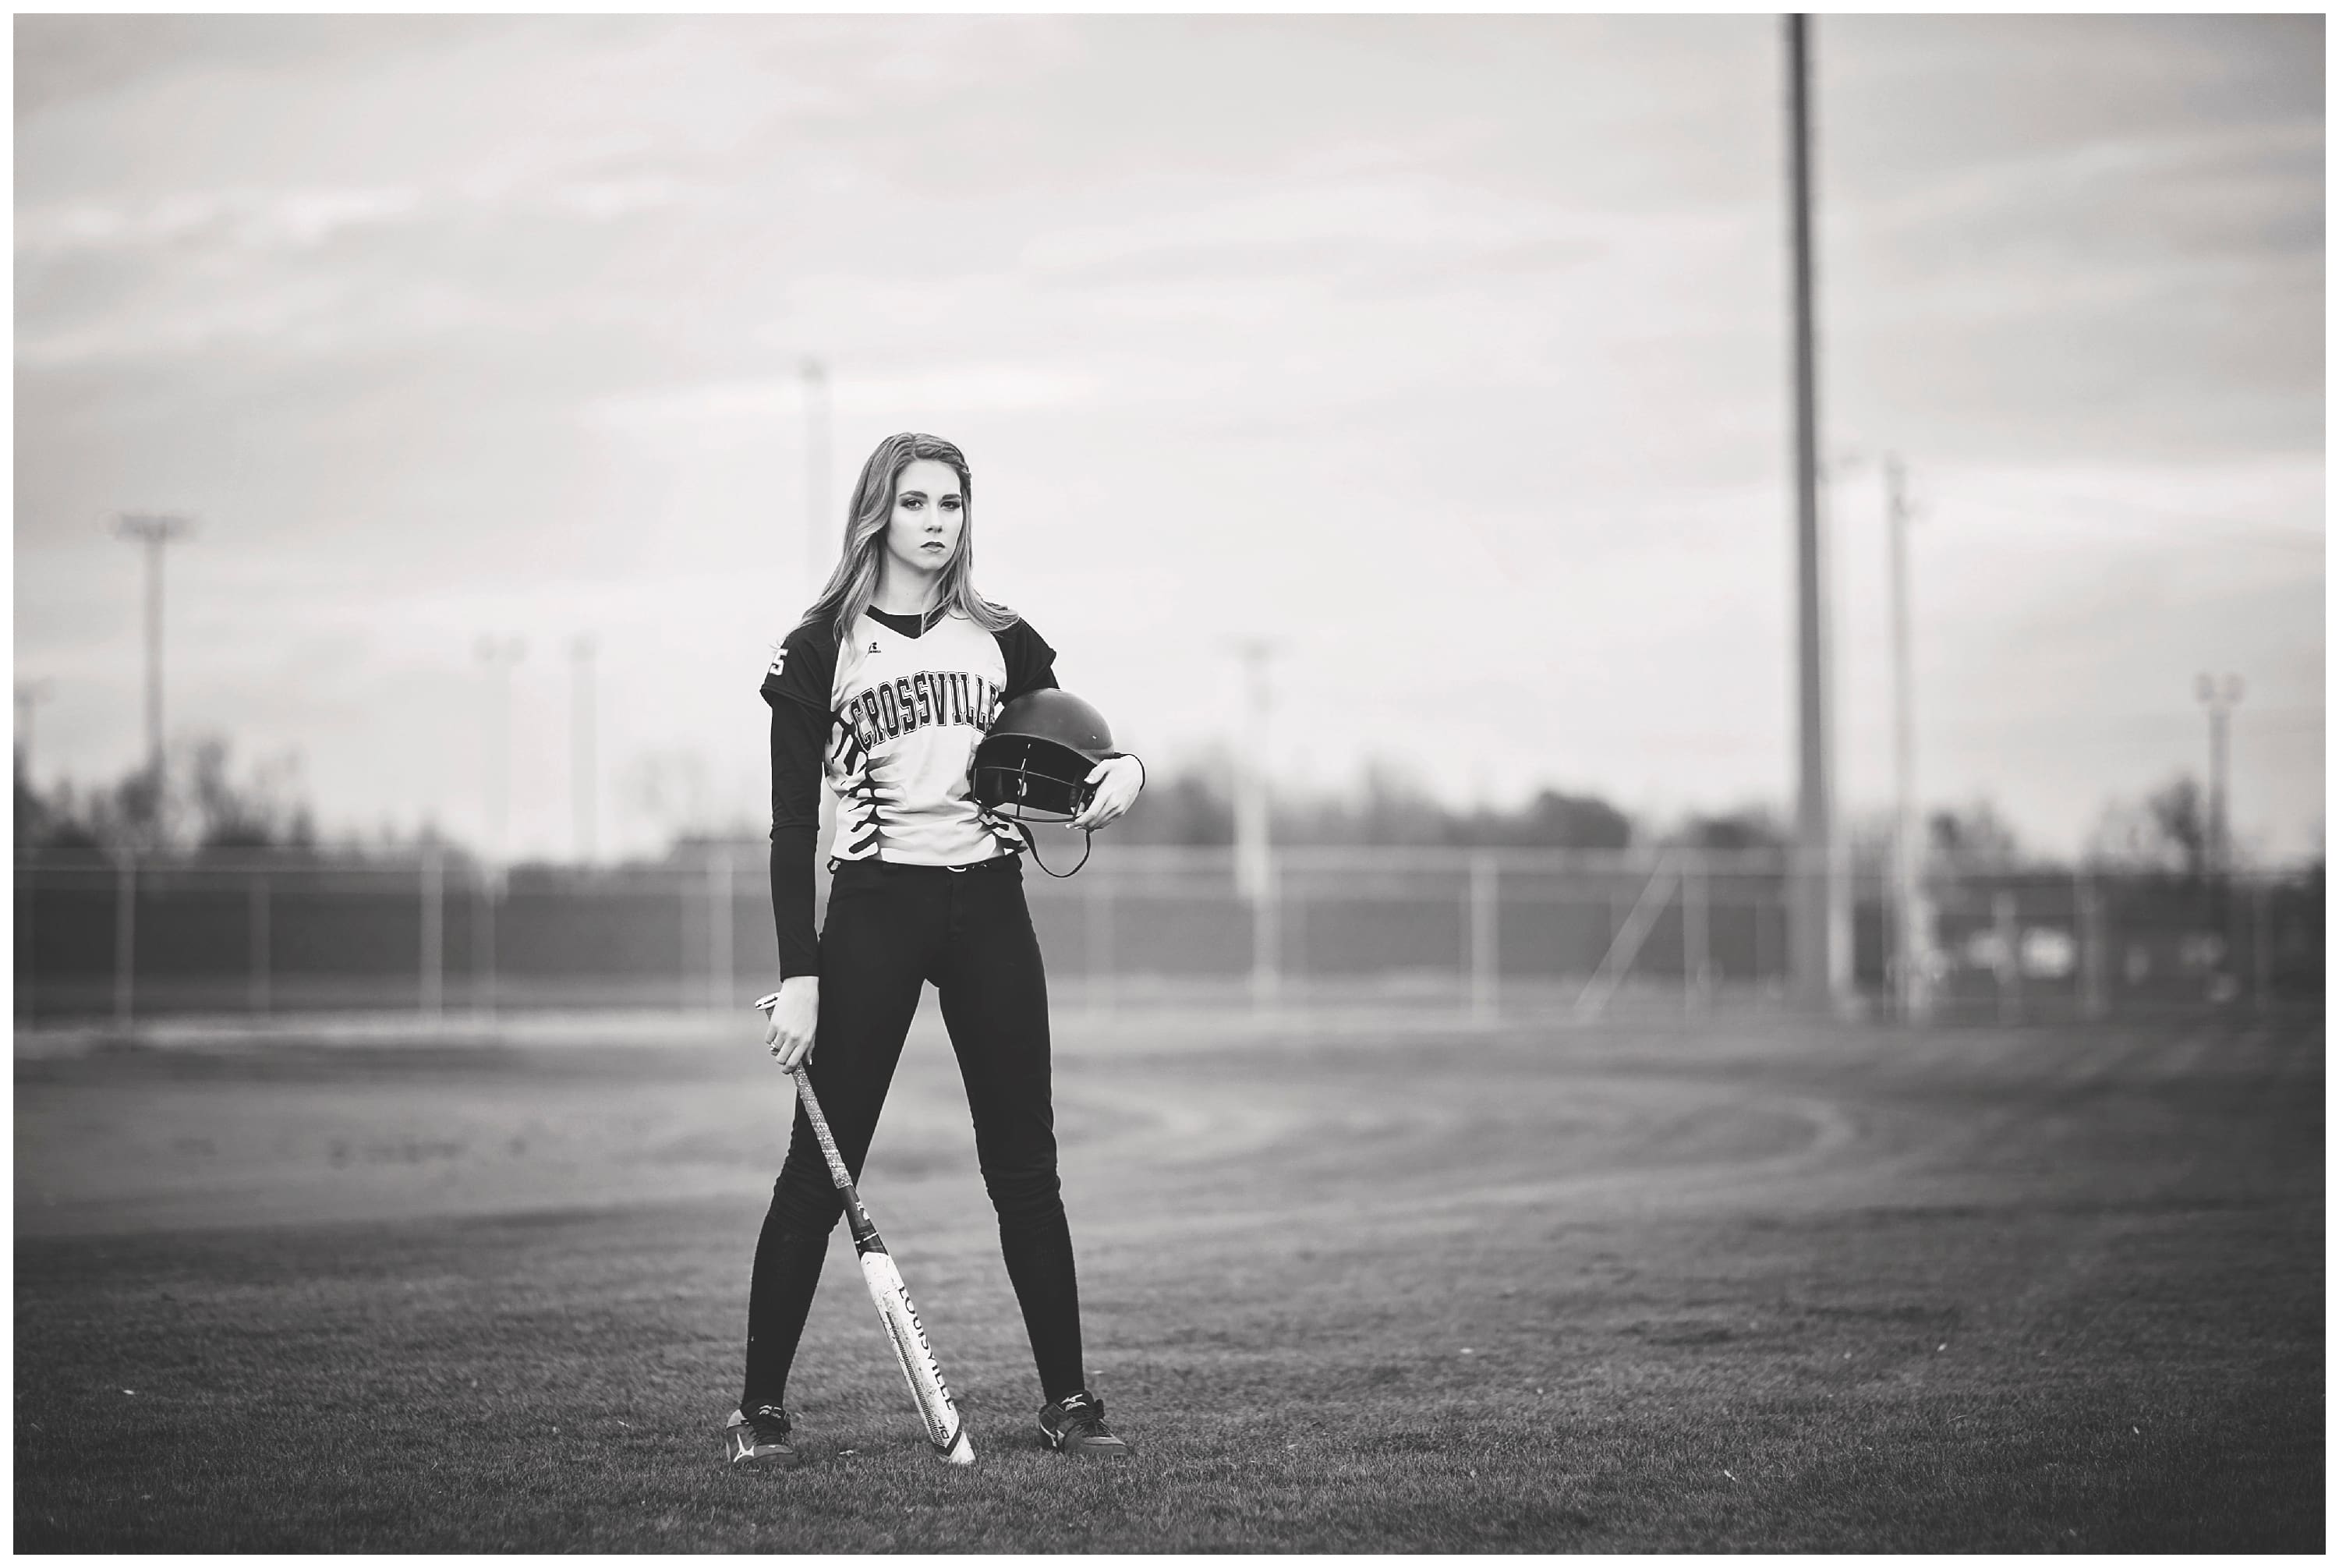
[970,736,1094,823]
[971,690,1113,825]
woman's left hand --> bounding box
[1067,756,1143,832]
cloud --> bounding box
[542,175,702,222]
[16,171,711,261]
[1851,120,2322,278]
[585,363,1106,430]
[1024,175,1619,281]
[12,15,2324,862]
[16,183,421,254]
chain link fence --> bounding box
[15,844,2322,1027]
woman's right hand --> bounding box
[764,975,819,1071]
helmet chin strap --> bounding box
[1010,817,1094,878]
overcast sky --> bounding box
[14,13,2323,864]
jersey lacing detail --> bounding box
[830,718,886,858]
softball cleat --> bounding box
[724,1404,801,1470]
[1039,1390,1131,1458]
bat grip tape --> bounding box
[790,1067,855,1193]
[755,995,856,1193]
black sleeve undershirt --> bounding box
[998,618,1060,703]
[766,696,828,979]
[763,614,834,981]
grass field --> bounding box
[14,1003,2323,1552]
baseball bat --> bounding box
[755,992,974,1465]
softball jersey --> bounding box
[760,605,1059,978]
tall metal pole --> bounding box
[420,845,444,1020]
[16,680,52,784]
[475,636,523,1018]
[115,851,136,1026]
[1886,456,1931,1021]
[1231,641,1279,904]
[16,681,49,1019]
[1784,16,1840,1013]
[571,635,597,864]
[2196,672,2243,993]
[2196,674,2242,878]
[112,513,193,824]
[803,359,831,590]
[1230,640,1279,1006]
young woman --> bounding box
[725,432,1143,1469]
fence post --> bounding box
[1250,862,1279,1011]
[1286,869,1305,1007]
[420,848,444,1019]
[476,864,498,1019]
[249,871,271,1015]
[1905,883,1938,1025]
[18,850,34,1023]
[1993,889,2019,1025]
[709,844,734,1011]
[1087,875,1114,1015]
[1608,876,1627,981]
[2253,877,2273,1014]
[1683,852,1709,1014]
[679,862,696,1012]
[2075,873,2107,1021]
[1469,852,1497,1024]
[114,851,136,1027]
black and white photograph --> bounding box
[12,9,2324,1553]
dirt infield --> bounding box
[15,1008,2323,1551]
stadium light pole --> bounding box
[111,512,194,820]
[2196,671,2244,999]
[1884,455,1932,1023]
[1230,639,1280,903]
[2195,673,2243,878]
[1230,639,1281,1007]
[16,680,53,785]
[1782,16,1844,1013]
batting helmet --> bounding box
[971,689,1114,823]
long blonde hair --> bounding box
[801,432,1017,646]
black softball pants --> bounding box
[741,855,1087,1414]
